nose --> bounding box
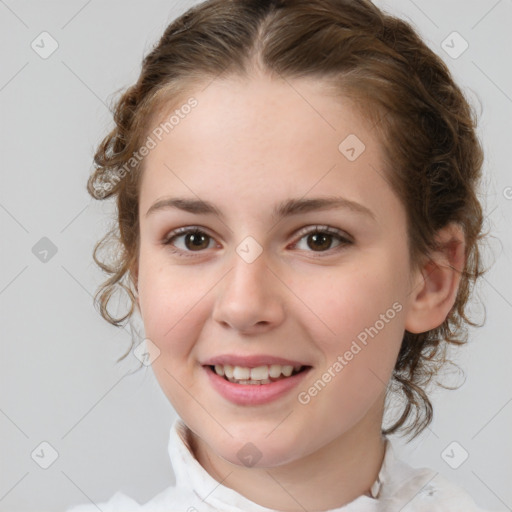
[212,246,285,335]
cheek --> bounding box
[136,251,204,356]
[293,258,405,346]
[137,255,210,405]
[293,255,406,401]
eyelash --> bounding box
[162,225,353,259]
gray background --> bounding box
[0,0,511,511]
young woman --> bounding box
[68,1,495,510]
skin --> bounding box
[132,71,465,511]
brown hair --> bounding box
[88,0,489,441]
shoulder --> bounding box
[398,472,496,512]
[65,491,141,512]
[381,446,498,512]
[65,486,212,512]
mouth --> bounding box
[203,363,312,405]
[200,354,313,405]
[205,363,310,385]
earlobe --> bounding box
[404,223,466,334]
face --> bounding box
[135,73,415,468]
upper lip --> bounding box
[201,354,310,368]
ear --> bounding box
[404,222,466,334]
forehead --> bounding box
[138,74,400,226]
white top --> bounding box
[67,418,495,512]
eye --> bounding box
[163,227,216,257]
[162,225,352,258]
[291,225,352,254]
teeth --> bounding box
[269,364,282,378]
[224,364,234,379]
[235,379,271,385]
[250,365,268,380]
[281,365,293,377]
[212,363,303,382]
[233,366,250,380]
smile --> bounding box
[203,364,312,405]
[210,364,306,384]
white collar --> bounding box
[166,417,431,512]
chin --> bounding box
[208,430,305,469]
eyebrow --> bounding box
[146,196,376,221]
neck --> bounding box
[188,399,387,511]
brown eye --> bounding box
[182,230,210,251]
[307,232,334,251]
[164,227,215,256]
[293,226,352,254]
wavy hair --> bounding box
[87,0,489,441]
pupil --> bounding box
[187,232,208,250]
[309,233,331,251]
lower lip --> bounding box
[204,366,311,406]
